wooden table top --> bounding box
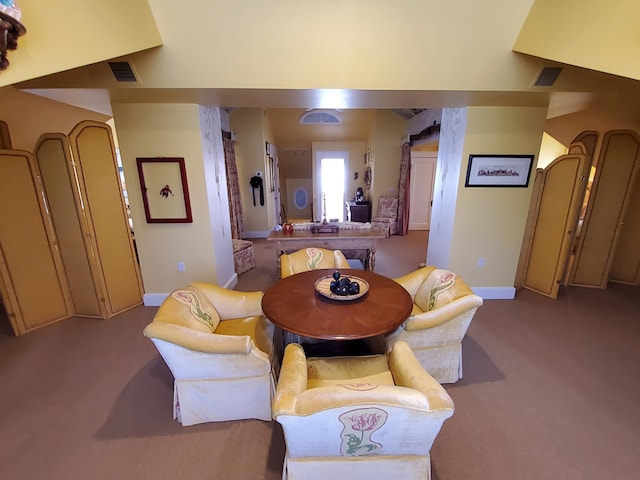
[261,269,412,340]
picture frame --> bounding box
[136,157,193,223]
[465,154,534,188]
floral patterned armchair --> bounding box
[280,247,350,278]
[386,267,483,383]
[272,341,454,479]
[143,282,276,426]
[371,195,399,237]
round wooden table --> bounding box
[262,269,412,343]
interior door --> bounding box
[409,151,436,230]
[523,153,589,298]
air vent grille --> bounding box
[108,62,137,82]
[534,67,562,87]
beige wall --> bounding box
[0,88,109,150]
[514,0,640,81]
[1,0,161,87]
[367,111,408,215]
[448,106,548,291]
[111,103,223,298]
[230,108,274,235]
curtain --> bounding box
[396,142,411,236]
[223,135,246,239]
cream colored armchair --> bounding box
[143,282,275,426]
[386,266,483,384]
[272,341,454,480]
[280,247,350,278]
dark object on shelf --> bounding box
[355,187,365,203]
[347,201,371,223]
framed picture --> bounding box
[465,154,534,188]
[136,157,193,223]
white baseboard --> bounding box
[143,273,238,307]
[471,286,516,300]
[143,293,168,307]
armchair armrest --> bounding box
[404,295,483,331]
[143,321,251,354]
[272,343,308,417]
[388,341,454,411]
[190,282,264,319]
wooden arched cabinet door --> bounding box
[522,152,589,298]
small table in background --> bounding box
[262,269,412,357]
[267,228,385,272]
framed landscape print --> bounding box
[465,154,534,188]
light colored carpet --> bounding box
[1,230,639,480]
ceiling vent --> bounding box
[108,61,138,83]
[534,67,563,87]
[299,110,342,125]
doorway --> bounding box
[316,151,347,221]
[409,151,437,230]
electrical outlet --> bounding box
[178,262,185,272]
[477,258,485,267]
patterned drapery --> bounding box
[223,135,246,239]
[396,142,411,235]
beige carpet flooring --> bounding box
[1,230,639,480]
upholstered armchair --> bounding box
[280,247,350,278]
[143,282,276,426]
[386,266,483,384]
[272,340,454,479]
[371,195,399,237]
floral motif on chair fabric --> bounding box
[171,290,217,330]
[428,271,456,310]
[305,247,325,270]
[338,407,388,456]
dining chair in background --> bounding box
[280,247,350,278]
[386,266,483,383]
[371,195,399,237]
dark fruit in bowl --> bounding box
[348,282,360,295]
[339,277,351,287]
[330,280,338,292]
[336,284,349,296]
[332,271,341,281]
